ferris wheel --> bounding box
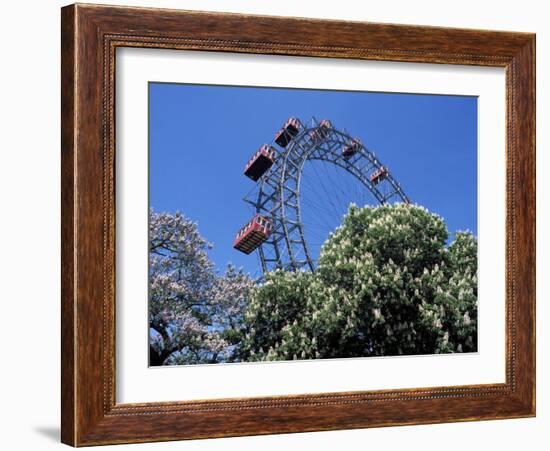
[233,117,410,275]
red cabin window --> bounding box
[244,144,276,181]
[233,214,273,254]
[370,166,388,185]
[274,117,301,147]
[342,138,361,159]
[319,119,333,131]
[310,119,333,143]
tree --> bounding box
[240,203,478,361]
[149,209,254,365]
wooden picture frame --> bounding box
[61,3,535,446]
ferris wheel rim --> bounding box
[245,117,409,275]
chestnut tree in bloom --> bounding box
[240,204,477,361]
[149,209,254,365]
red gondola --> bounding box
[233,214,273,254]
[310,119,333,143]
[342,138,361,159]
[370,166,388,185]
[244,144,276,181]
[274,117,301,147]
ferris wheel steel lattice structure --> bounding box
[233,117,410,275]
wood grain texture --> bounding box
[60,5,76,445]
[61,3,536,446]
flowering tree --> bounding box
[240,204,478,361]
[149,210,254,365]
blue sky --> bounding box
[149,82,477,277]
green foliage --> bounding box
[240,204,478,361]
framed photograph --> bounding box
[61,3,535,446]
